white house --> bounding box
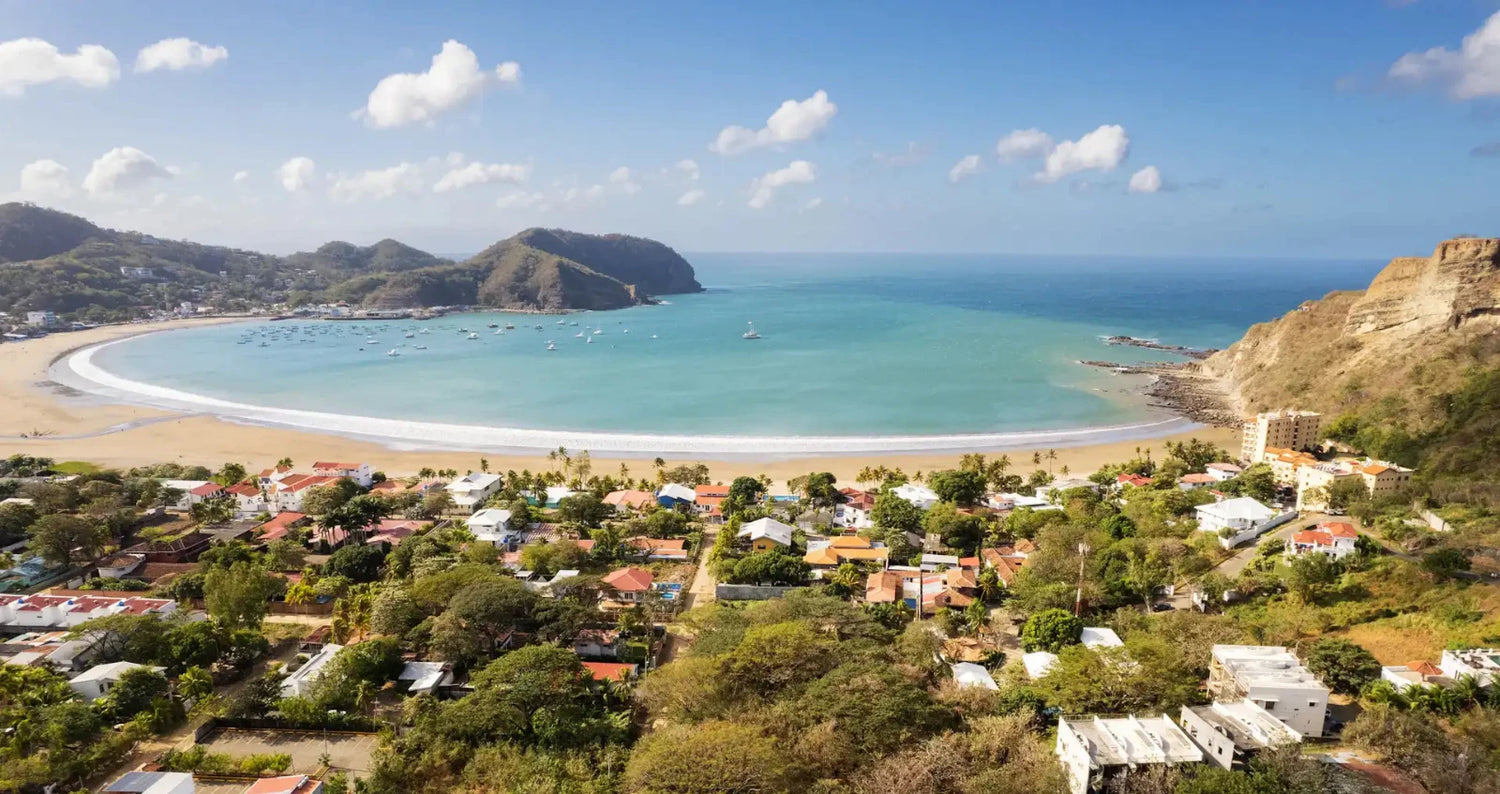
[282,643,344,697]
[467,509,518,547]
[0,593,177,630]
[1179,700,1301,770]
[398,661,453,696]
[1080,627,1124,649]
[891,483,939,510]
[69,661,164,702]
[101,771,197,794]
[950,662,999,690]
[1205,463,1242,481]
[738,516,795,550]
[1207,645,1328,738]
[1287,522,1359,560]
[1055,715,1203,794]
[656,483,696,506]
[447,472,503,512]
[1439,648,1500,687]
[543,486,578,508]
[311,461,374,488]
[1195,497,1293,549]
[1022,651,1060,679]
[159,479,217,510]
[225,483,268,517]
[1035,478,1101,501]
[1380,662,1450,692]
[989,493,1061,512]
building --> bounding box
[447,472,503,512]
[119,266,155,279]
[467,509,517,547]
[1205,462,1242,481]
[656,483,696,508]
[804,536,889,569]
[397,661,454,696]
[281,643,344,697]
[245,775,323,794]
[25,310,58,328]
[1208,645,1328,737]
[103,771,196,794]
[738,516,795,551]
[1081,627,1124,649]
[1036,478,1102,501]
[1380,661,1450,692]
[602,567,654,604]
[1287,522,1359,560]
[626,536,689,561]
[1179,473,1218,491]
[1438,648,1500,687]
[1296,458,1416,510]
[835,488,876,529]
[1359,460,1414,497]
[951,662,999,690]
[0,593,177,630]
[891,483,939,509]
[1179,700,1302,770]
[603,489,657,512]
[1022,651,1060,679]
[69,661,164,701]
[1194,497,1290,549]
[311,461,373,488]
[268,474,341,513]
[225,483,268,517]
[1241,410,1322,464]
[1115,473,1153,489]
[580,661,638,681]
[1055,715,1203,794]
[694,484,728,519]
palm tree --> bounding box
[1045,449,1058,475]
[1060,464,1070,477]
[276,457,293,469]
[418,467,435,480]
[977,566,1002,603]
[1032,451,1043,467]
[618,462,630,481]
[480,458,490,473]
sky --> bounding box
[1,0,1498,258]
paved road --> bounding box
[1164,514,1326,609]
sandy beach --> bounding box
[0,319,1238,486]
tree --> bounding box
[977,566,1003,603]
[300,481,359,517]
[431,578,538,667]
[319,494,389,545]
[661,463,711,487]
[789,471,838,508]
[556,493,611,528]
[927,469,987,507]
[0,502,40,545]
[214,462,248,486]
[520,540,586,577]
[1303,638,1380,695]
[796,660,953,755]
[1124,548,1171,610]
[28,514,105,566]
[178,666,214,703]
[728,551,811,586]
[825,563,862,598]
[97,666,171,722]
[625,720,795,794]
[420,489,455,518]
[1421,548,1471,581]
[871,490,923,536]
[324,543,387,583]
[1020,608,1083,653]
[371,586,424,637]
[1284,552,1341,602]
[962,598,990,636]
[204,561,278,629]
[724,476,766,517]
[924,503,986,555]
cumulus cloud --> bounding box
[0,38,119,97]
[995,128,1055,161]
[677,188,706,206]
[329,162,424,202]
[748,160,816,209]
[359,40,521,128]
[496,190,547,211]
[1034,124,1130,183]
[135,38,228,72]
[433,161,529,192]
[560,184,607,205]
[278,157,316,192]
[1388,11,1500,99]
[82,147,172,196]
[608,166,641,194]
[232,170,249,184]
[948,154,982,183]
[1128,165,1162,194]
[709,90,837,155]
[673,159,700,181]
[19,159,72,198]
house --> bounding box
[919,553,961,572]
[1023,651,1060,679]
[656,483,696,508]
[1080,627,1124,649]
[626,536,689,561]
[602,568,654,603]
[1264,447,1319,486]
[257,466,294,488]
[255,512,310,542]
[245,775,324,794]
[281,643,344,697]
[311,461,373,487]
[25,310,58,328]
[96,553,145,579]
[581,661,638,681]
[864,570,904,603]
[1055,715,1203,794]
[1036,478,1101,501]
[1116,473,1153,489]
[603,490,657,512]
[447,472,503,512]
[694,484,729,518]
[226,483,268,517]
[1287,522,1359,560]
[804,543,889,570]
[467,509,518,547]
[904,573,973,613]
[1179,473,1218,491]
[835,488,876,529]
[398,661,453,696]
[979,547,1029,586]
[69,661,164,701]
[103,771,196,794]
[989,492,1061,512]
[1205,463,1242,481]
[572,628,622,658]
[269,474,341,513]
[1241,410,1322,464]
[1207,645,1328,737]
[738,517,795,551]
[1438,648,1500,687]
[0,593,177,630]
[1380,661,1451,692]
[1359,460,1414,498]
[891,483,939,510]
[951,662,999,690]
[160,479,217,510]
[1194,497,1290,549]
[543,486,577,508]
[1179,700,1302,770]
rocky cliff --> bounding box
[1200,237,1500,419]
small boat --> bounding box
[743,322,761,340]
[623,329,630,334]
[414,345,427,350]
[487,323,498,328]
[504,323,515,330]
[404,332,415,338]
[592,328,603,335]
[258,341,269,347]
[534,324,543,330]
[546,340,557,351]
[365,338,378,344]
[467,332,479,340]
[386,349,401,357]
[494,329,503,335]
[556,319,566,325]
[586,336,593,344]
[419,328,431,334]
[570,321,579,326]
[651,334,658,339]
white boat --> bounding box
[651,334,658,339]
[575,331,584,338]
[586,336,593,344]
[494,329,503,335]
[592,328,603,335]
[467,332,479,340]
[743,322,761,340]
[386,349,400,357]
[419,328,431,334]
[505,323,515,330]
[546,340,556,351]
[556,319,566,325]
[366,338,379,344]
[623,329,630,334]
[404,332,414,338]
[414,345,427,350]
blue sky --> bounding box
[1,0,1497,257]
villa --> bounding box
[835,488,876,528]
[656,483,696,508]
[269,474,341,512]
[603,489,657,512]
[226,482,268,517]
[1207,645,1328,737]
[738,516,795,551]
[626,536,689,561]
[281,643,344,697]
[1287,522,1359,560]
[1036,478,1101,500]
[69,661,165,701]
[693,484,728,520]
[1205,462,1242,481]
[1179,700,1301,770]
[467,509,518,548]
[1194,497,1292,549]
[1055,715,1202,794]
[447,472,503,512]
[1380,661,1450,691]
[602,567,654,605]
[891,483,939,509]
[1178,473,1218,491]
[1439,648,1500,687]
[311,461,374,487]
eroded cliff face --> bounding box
[1201,237,1500,418]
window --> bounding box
[1309,701,1319,707]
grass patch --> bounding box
[51,460,100,474]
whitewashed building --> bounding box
[1195,497,1293,549]
[467,509,518,547]
[447,472,503,512]
[1055,715,1203,794]
[69,661,164,702]
[1179,700,1301,769]
[1439,648,1500,687]
[282,643,344,697]
[1207,645,1328,738]
[891,483,939,510]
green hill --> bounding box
[283,239,450,275]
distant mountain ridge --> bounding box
[0,203,701,321]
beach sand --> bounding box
[0,319,1238,487]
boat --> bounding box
[258,342,269,347]
[365,338,378,344]
[651,334,658,339]
[487,323,498,328]
[504,323,515,330]
[414,345,427,350]
[534,324,544,330]
[743,322,761,340]
[586,336,593,344]
[575,331,584,338]
[623,329,630,334]
[592,328,602,335]
[419,328,431,334]
[556,319,566,325]
[404,332,415,338]
[546,340,556,351]
[494,329,503,335]
[386,349,401,357]
[467,332,479,340]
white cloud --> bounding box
[18,159,72,198]
[359,40,521,128]
[278,157,316,192]
[1035,124,1130,183]
[677,188,706,206]
[496,190,547,211]
[748,160,816,209]
[0,38,119,97]
[674,159,700,181]
[709,90,838,155]
[1128,165,1162,194]
[82,147,172,196]
[1388,10,1500,99]
[232,170,249,184]
[803,196,823,210]
[995,128,1055,161]
[433,161,529,192]
[873,141,928,168]
[329,162,425,202]
[948,154,982,183]
[135,38,228,73]
[608,166,642,194]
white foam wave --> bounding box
[58,335,1200,458]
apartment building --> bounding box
[1207,645,1328,738]
[1241,410,1322,464]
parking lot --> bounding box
[198,728,379,775]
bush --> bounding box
[1020,608,1083,653]
[1302,638,1380,695]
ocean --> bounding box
[80,253,1383,450]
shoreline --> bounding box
[1,318,1239,483]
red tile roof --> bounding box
[1319,521,1359,538]
[189,482,225,496]
[312,461,364,471]
[865,570,902,603]
[245,775,322,794]
[603,490,657,509]
[627,536,687,554]
[1408,660,1442,676]
[227,483,262,497]
[255,512,308,541]
[1180,473,1217,484]
[603,567,654,592]
[1116,474,1153,487]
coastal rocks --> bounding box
[1104,336,1218,360]
[1079,359,1238,426]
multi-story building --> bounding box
[24,311,58,328]
[1055,715,1203,794]
[1241,410,1322,464]
[1439,648,1500,687]
[1264,447,1320,486]
[1207,645,1328,737]
[1178,700,1301,770]
[1359,460,1414,497]
[310,461,374,488]
[1296,458,1415,510]
[1287,522,1359,560]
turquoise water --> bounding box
[92,253,1383,437]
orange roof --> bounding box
[1117,474,1153,487]
[312,461,364,470]
[828,535,873,549]
[695,484,729,498]
[959,556,980,569]
[945,568,977,589]
[603,567,654,592]
[604,490,656,509]
[370,479,410,492]
[1360,463,1392,476]
[581,661,636,681]
[627,536,687,554]
[189,482,225,496]
[1180,473,1217,484]
[245,775,321,794]
[1408,660,1442,676]
[1014,539,1037,554]
[865,571,902,602]
[258,465,292,477]
[1319,521,1358,538]
[804,546,889,566]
